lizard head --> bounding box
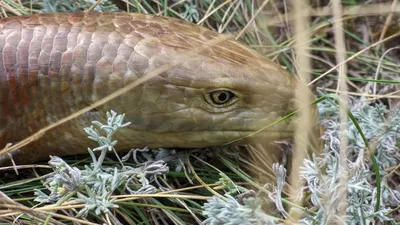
[116,35,304,148]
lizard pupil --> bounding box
[218,92,228,102]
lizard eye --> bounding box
[205,89,238,107]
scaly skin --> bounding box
[0,12,304,164]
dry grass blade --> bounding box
[309,30,400,86]
[0,191,96,225]
[235,0,270,40]
[259,3,400,27]
[287,0,313,222]
[197,0,233,25]
[332,0,349,222]
[377,0,399,50]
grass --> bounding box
[0,0,399,224]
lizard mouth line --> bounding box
[112,130,294,149]
[127,130,294,146]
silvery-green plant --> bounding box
[41,0,77,13]
[84,110,131,170]
[41,0,118,13]
[215,172,248,195]
[176,0,199,22]
[34,111,170,219]
[203,194,278,225]
[296,97,400,225]
[202,97,400,224]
